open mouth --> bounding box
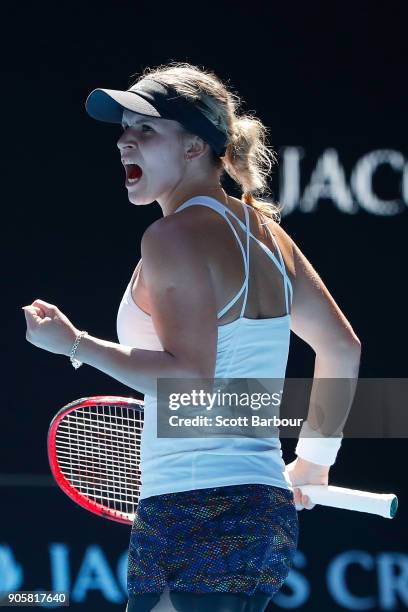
[124,163,143,184]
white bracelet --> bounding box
[295,419,343,466]
[69,331,87,370]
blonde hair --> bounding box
[132,62,282,223]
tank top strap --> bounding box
[175,196,250,319]
[177,197,289,278]
[175,196,293,313]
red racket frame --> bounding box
[47,395,144,525]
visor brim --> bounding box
[85,88,162,124]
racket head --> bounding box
[48,395,144,525]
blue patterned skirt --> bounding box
[127,483,298,597]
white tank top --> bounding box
[116,196,294,500]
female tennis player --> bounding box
[23,62,361,612]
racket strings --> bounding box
[56,436,141,461]
[56,450,139,470]
[58,420,142,440]
[56,459,140,483]
[55,402,143,518]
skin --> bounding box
[23,108,361,513]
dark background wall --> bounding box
[2,2,407,610]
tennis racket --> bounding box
[47,395,398,524]
[48,395,143,524]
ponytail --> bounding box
[222,115,282,223]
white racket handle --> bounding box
[297,485,398,519]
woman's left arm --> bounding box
[23,217,218,396]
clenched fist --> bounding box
[22,299,80,356]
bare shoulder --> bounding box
[141,205,216,266]
[141,212,182,241]
[141,212,201,259]
[140,213,211,291]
